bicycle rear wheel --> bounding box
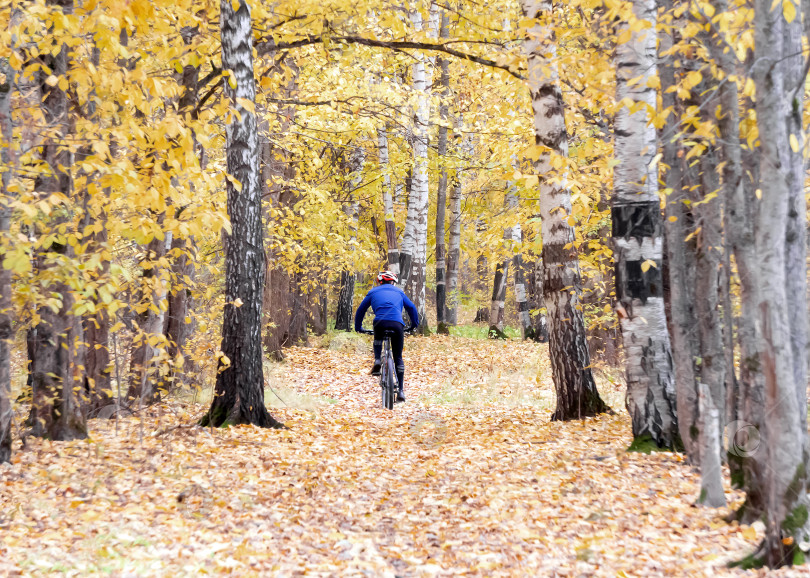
[380,363,389,409]
[380,343,392,410]
[384,355,397,410]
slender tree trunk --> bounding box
[750,0,810,564]
[488,259,509,338]
[165,234,195,385]
[29,1,86,440]
[399,168,415,287]
[699,0,768,517]
[435,12,450,335]
[378,126,399,276]
[783,3,808,464]
[526,257,549,342]
[126,233,170,404]
[489,195,513,338]
[404,6,438,333]
[694,147,726,503]
[76,44,113,416]
[522,0,608,420]
[659,1,700,459]
[201,0,282,429]
[445,173,462,326]
[0,56,14,461]
[260,56,301,356]
[164,29,202,389]
[613,0,678,448]
[473,219,490,323]
[513,228,534,340]
[697,381,726,506]
[335,147,364,331]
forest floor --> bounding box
[0,332,791,576]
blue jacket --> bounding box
[354,284,419,331]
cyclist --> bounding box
[354,270,419,402]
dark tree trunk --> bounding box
[473,221,489,323]
[201,0,283,429]
[445,173,462,326]
[659,5,700,460]
[435,13,450,335]
[29,2,87,441]
[308,276,328,336]
[0,55,14,461]
[526,258,549,342]
[335,270,355,331]
[163,27,202,390]
[377,126,400,276]
[126,234,169,405]
[165,234,196,387]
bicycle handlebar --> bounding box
[356,327,415,336]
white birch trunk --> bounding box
[406,4,438,330]
[521,0,608,419]
[613,0,678,448]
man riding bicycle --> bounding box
[354,270,419,403]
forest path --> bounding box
[0,334,772,576]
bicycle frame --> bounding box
[379,331,398,410]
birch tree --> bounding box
[201,0,282,428]
[401,4,438,332]
[521,0,609,420]
[613,0,678,448]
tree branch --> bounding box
[256,35,525,80]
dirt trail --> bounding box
[0,335,775,576]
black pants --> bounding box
[373,320,405,392]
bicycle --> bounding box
[359,328,399,410]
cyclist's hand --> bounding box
[405,326,417,334]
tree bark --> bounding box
[445,172,462,326]
[29,1,87,440]
[403,6,439,333]
[201,0,283,429]
[473,219,489,323]
[522,0,609,420]
[126,233,170,404]
[750,0,810,564]
[526,257,549,342]
[659,1,700,460]
[489,195,513,339]
[334,147,364,331]
[435,12,450,335]
[378,126,400,276]
[613,0,678,448]
[164,28,202,390]
[697,381,726,507]
[0,55,14,461]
